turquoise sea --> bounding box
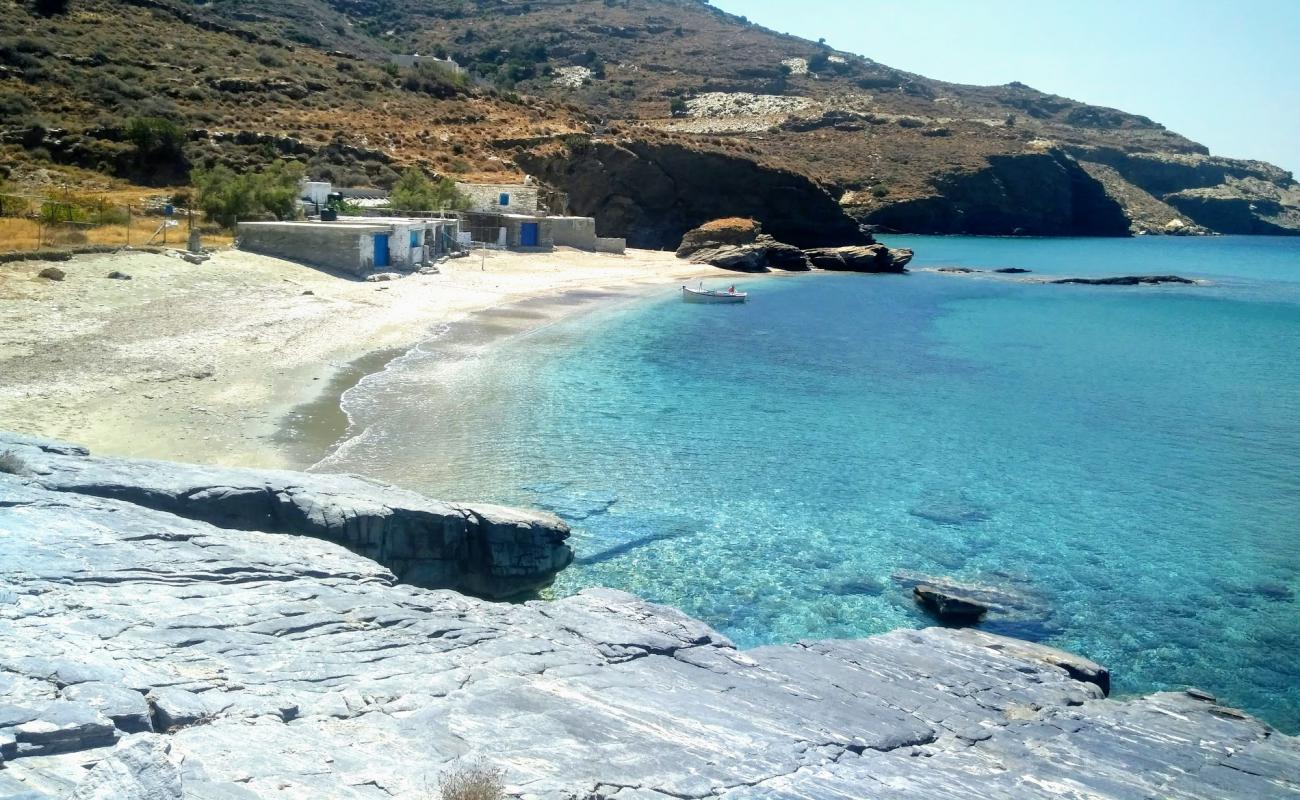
[316,235,1300,732]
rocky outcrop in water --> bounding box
[1052,275,1197,286]
[2,436,1298,798]
[675,218,812,272]
[806,244,915,273]
[0,432,571,599]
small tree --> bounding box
[193,164,253,228]
[390,167,470,211]
[192,160,305,228]
[126,117,185,162]
[669,97,688,118]
[250,159,306,221]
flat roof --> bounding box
[238,221,392,232]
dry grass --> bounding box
[697,217,758,233]
[0,219,232,251]
[437,760,505,800]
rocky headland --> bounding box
[2,432,1299,798]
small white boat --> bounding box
[682,284,747,304]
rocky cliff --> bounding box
[2,435,1298,798]
[516,139,868,249]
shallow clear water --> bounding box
[318,235,1300,732]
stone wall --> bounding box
[456,182,540,214]
[236,223,379,276]
[595,236,627,253]
[549,216,597,249]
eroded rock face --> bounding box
[518,139,870,249]
[806,244,915,273]
[0,432,571,600]
[857,150,1132,236]
[1,441,1296,798]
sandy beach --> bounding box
[0,246,722,469]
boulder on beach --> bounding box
[676,217,762,256]
[38,266,66,281]
[675,219,812,272]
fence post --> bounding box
[126,205,131,247]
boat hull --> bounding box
[682,287,747,304]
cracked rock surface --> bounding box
[0,432,571,600]
[1,438,1298,798]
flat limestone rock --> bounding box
[0,432,571,599]
[1,441,1297,798]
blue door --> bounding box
[373,234,389,267]
[520,223,539,247]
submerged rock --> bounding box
[893,570,1058,641]
[909,491,992,525]
[914,584,988,623]
[0,432,572,599]
[994,267,1032,274]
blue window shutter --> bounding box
[499,193,510,206]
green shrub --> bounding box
[389,167,470,211]
[400,63,469,99]
[126,116,185,161]
[193,159,305,228]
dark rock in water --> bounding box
[1052,274,1197,286]
[0,432,572,600]
[936,266,980,273]
[1251,582,1295,602]
[827,576,886,597]
[806,244,914,273]
[893,569,1058,641]
[526,486,618,521]
[909,492,991,525]
[0,441,1293,797]
[914,584,988,622]
[994,267,1032,274]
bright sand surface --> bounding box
[0,246,719,468]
